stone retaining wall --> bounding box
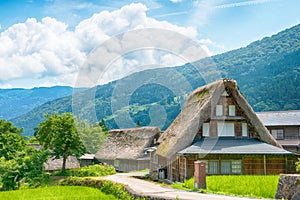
[276,174,300,200]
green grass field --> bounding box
[172,175,279,199]
[0,186,117,200]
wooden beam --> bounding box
[263,155,266,175]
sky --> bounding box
[0,0,300,88]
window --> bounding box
[242,123,248,137]
[271,129,284,139]
[203,123,210,137]
[299,127,300,138]
[207,160,219,174]
[114,160,120,167]
[216,105,223,116]
[221,161,231,174]
[231,160,242,174]
[206,160,242,174]
[229,105,236,116]
[218,122,235,136]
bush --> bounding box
[54,164,116,177]
[58,177,140,200]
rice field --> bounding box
[172,175,280,198]
[0,186,117,200]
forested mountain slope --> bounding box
[12,23,300,135]
[0,86,79,119]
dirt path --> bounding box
[102,172,259,200]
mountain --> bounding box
[0,86,82,120]
[12,23,300,136]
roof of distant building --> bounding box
[257,110,300,126]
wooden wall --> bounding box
[174,155,295,182]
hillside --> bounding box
[0,86,82,120]
[12,23,300,136]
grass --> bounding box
[172,175,280,199]
[0,186,117,200]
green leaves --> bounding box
[35,112,86,171]
[77,120,108,154]
[0,119,49,190]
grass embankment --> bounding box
[172,175,279,199]
[0,186,117,200]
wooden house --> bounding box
[79,154,97,167]
[257,110,300,153]
[95,127,160,172]
[44,156,80,171]
[150,79,296,182]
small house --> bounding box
[44,156,80,171]
[95,127,160,172]
[257,110,300,153]
[151,79,297,182]
[79,154,96,167]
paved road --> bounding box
[102,172,259,200]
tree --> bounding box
[77,120,108,154]
[0,119,26,160]
[0,119,48,190]
[35,113,85,172]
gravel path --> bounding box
[102,172,259,200]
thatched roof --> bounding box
[95,127,160,160]
[156,79,281,159]
[44,156,80,171]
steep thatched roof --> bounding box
[156,79,281,159]
[44,156,80,171]
[95,127,160,160]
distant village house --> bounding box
[257,110,300,153]
[95,127,160,172]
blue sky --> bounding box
[0,0,300,88]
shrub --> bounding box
[58,177,140,200]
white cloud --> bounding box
[0,3,212,88]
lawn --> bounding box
[172,175,279,199]
[0,186,117,200]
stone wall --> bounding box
[276,174,300,200]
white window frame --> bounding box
[216,105,223,116]
[242,123,248,137]
[229,105,236,116]
[217,122,235,136]
[231,160,242,174]
[203,123,210,137]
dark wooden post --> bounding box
[194,161,206,189]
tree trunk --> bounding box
[62,154,67,172]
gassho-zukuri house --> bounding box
[150,79,298,182]
[95,127,160,172]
